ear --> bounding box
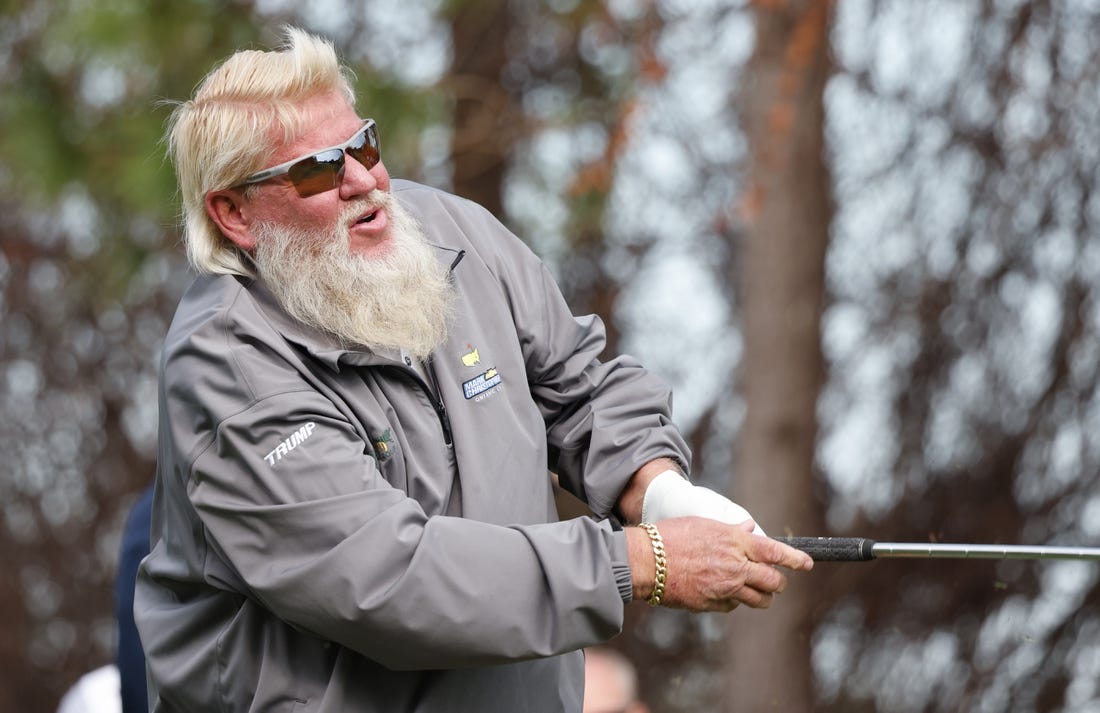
[205,189,257,250]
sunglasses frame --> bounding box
[237,118,380,196]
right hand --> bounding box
[628,517,813,612]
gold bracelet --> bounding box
[640,522,667,607]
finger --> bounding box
[731,584,775,609]
[751,535,814,571]
[743,561,788,595]
[736,518,768,537]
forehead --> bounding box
[268,93,362,164]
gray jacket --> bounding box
[135,180,690,712]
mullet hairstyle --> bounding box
[164,27,357,276]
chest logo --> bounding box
[461,346,481,367]
[462,367,502,400]
[372,428,396,462]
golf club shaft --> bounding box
[772,536,1100,562]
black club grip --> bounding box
[773,537,877,562]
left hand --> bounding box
[641,470,767,535]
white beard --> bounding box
[253,190,455,360]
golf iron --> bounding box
[772,537,1100,562]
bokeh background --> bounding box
[4,0,1100,711]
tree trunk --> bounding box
[447,0,519,215]
[725,1,834,710]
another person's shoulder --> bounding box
[55,665,121,713]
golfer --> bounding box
[134,27,812,713]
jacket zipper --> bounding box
[378,251,463,448]
[430,249,463,447]
[399,355,453,447]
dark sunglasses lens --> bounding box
[287,149,345,197]
[347,125,380,170]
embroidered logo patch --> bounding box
[372,428,396,462]
[462,367,502,400]
[461,346,481,367]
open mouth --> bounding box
[356,210,378,225]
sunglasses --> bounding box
[238,119,380,197]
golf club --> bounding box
[772,536,1100,562]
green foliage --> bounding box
[0,1,456,298]
[0,1,268,291]
[352,77,449,181]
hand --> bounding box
[627,517,813,613]
[641,470,767,535]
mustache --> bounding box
[341,190,391,223]
[256,190,394,253]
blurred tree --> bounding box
[9,1,1100,712]
[725,0,833,709]
[445,0,517,216]
[814,1,1100,711]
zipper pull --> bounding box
[437,398,453,446]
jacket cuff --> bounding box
[608,528,633,603]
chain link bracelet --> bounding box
[640,522,667,607]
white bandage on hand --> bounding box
[640,470,767,536]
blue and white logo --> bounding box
[462,367,502,400]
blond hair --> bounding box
[164,27,357,275]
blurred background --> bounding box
[4,0,1100,711]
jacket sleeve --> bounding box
[184,384,629,670]
[481,226,693,518]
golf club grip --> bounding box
[772,536,877,562]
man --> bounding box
[582,647,649,713]
[134,27,812,713]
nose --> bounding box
[338,151,380,199]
